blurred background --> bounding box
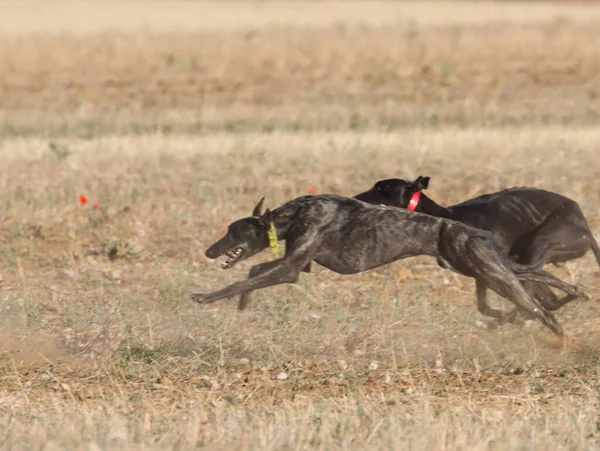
[1,1,599,137]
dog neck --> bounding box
[417,194,453,219]
[267,201,302,241]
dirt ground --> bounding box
[1,2,600,450]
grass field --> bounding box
[1,2,600,449]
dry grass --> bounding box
[2,129,600,449]
[1,2,600,450]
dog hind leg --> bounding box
[524,283,578,311]
[475,279,508,319]
[510,204,593,269]
[465,237,564,335]
[514,269,588,300]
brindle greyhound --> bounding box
[191,195,589,336]
[354,176,599,320]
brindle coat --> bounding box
[192,195,589,336]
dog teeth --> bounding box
[221,248,243,268]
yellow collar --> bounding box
[267,221,280,254]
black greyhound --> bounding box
[355,176,599,319]
[192,195,589,336]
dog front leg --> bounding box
[238,260,282,311]
[191,259,302,304]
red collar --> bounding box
[407,191,421,211]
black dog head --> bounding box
[354,175,430,208]
[205,198,272,269]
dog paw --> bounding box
[190,292,208,303]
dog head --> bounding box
[205,198,272,269]
[354,175,430,208]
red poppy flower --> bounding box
[308,185,317,195]
[79,194,88,205]
[93,203,99,210]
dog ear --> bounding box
[258,208,272,228]
[414,176,430,191]
[252,197,265,217]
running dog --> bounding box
[192,195,589,336]
[355,176,599,319]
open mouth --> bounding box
[221,247,244,269]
